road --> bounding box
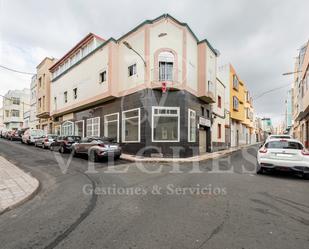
[0,138,308,249]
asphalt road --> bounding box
[0,138,308,249]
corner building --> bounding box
[50,14,218,157]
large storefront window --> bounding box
[104,113,119,142]
[188,109,196,142]
[86,117,100,137]
[122,108,140,143]
[61,121,74,136]
[75,120,84,137]
[152,107,179,142]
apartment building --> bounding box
[2,89,30,130]
[293,40,309,148]
[284,88,293,134]
[211,77,229,151]
[50,14,218,157]
[36,57,56,133]
[29,74,39,129]
[218,64,254,147]
[0,108,4,131]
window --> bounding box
[5,110,9,117]
[104,113,119,142]
[152,107,179,142]
[64,91,68,103]
[39,77,42,88]
[11,97,20,105]
[38,98,42,108]
[86,117,100,137]
[217,96,222,108]
[233,96,239,111]
[61,121,74,136]
[206,109,210,118]
[100,70,107,83]
[128,64,136,77]
[42,96,45,110]
[233,75,239,90]
[73,88,77,99]
[122,108,140,143]
[201,106,205,116]
[218,123,222,139]
[246,108,250,118]
[158,51,174,81]
[75,120,84,137]
[208,81,214,93]
[188,109,196,142]
[11,110,19,117]
[265,141,303,150]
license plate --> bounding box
[277,167,290,171]
[276,154,292,157]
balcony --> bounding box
[198,80,216,103]
[150,68,182,91]
[37,108,50,118]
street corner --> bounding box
[0,156,39,214]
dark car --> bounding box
[72,137,121,162]
[50,136,81,153]
[9,130,22,141]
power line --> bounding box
[252,83,291,100]
[0,65,35,76]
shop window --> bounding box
[152,107,179,142]
[61,121,74,136]
[104,113,119,142]
[86,117,100,137]
[188,109,196,142]
[122,108,140,143]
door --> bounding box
[236,130,239,147]
[199,129,207,154]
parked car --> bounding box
[266,134,293,142]
[34,134,58,149]
[22,129,45,144]
[72,137,122,162]
[1,130,9,139]
[9,130,22,141]
[50,136,81,153]
[257,138,309,179]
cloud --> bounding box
[0,0,308,123]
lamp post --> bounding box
[123,41,147,67]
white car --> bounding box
[266,134,292,142]
[257,138,309,179]
[34,134,58,149]
[22,129,45,145]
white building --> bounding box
[211,77,229,151]
[0,107,4,131]
[30,74,39,128]
[3,89,30,130]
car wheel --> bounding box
[59,146,65,154]
[89,151,98,162]
[256,163,264,174]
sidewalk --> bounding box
[121,143,259,163]
[0,156,39,214]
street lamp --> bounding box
[282,70,302,76]
[123,41,147,67]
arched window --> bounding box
[158,51,174,81]
[61,121,74,136]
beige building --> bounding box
[36,57,56,133]
[293,40,309,149]
[49,14,218,157]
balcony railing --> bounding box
[150,68,182,90]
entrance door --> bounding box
[236,130,239,147]
[199,129,207,154]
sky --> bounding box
[0,0,308,125]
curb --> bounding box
[0,171,40,216]
[121,143,259,163]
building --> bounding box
[293,40,309,148]
[2,89,30,130]
[29,74,39,129]
[218,64,255,147]
[36,57,56,133]
[254,117,264,142]
[211,77,229,151]
[50,14,218,157]
[0,107,4,131]
[261,118,273,135]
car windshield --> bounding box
[66,136,80,142]
[48,135,57,139]
[265,141,303,150]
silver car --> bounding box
[34,134,58,149]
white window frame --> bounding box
[75,120,85,138]
[61,121,74,136]
[86,117,100,137]
[152,106,180,143]
[104,112,119,142]
[122,108,140,143]
[188,109,196,142]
